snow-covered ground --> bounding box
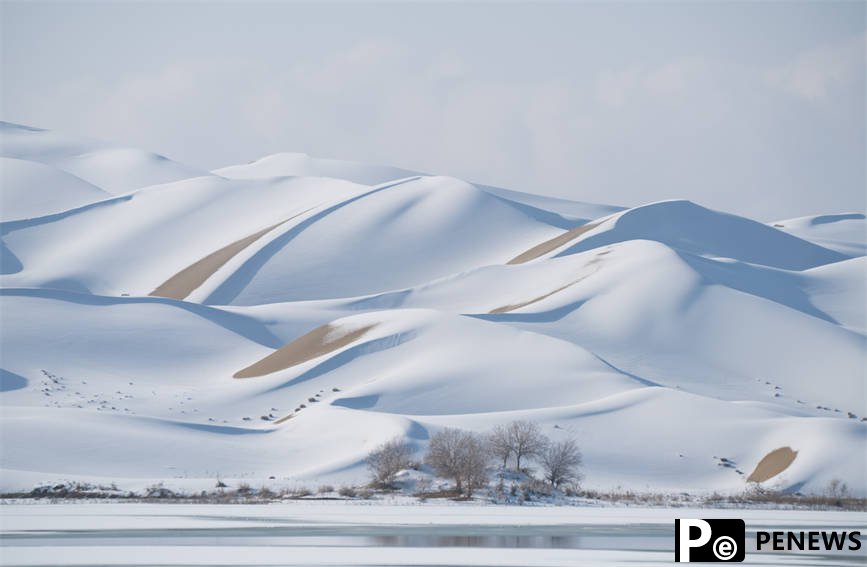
[1,503,864,566]
[1,120,865,497]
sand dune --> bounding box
[489,272,597,314]
[0,157,112,222]
[747,447,797,483]
[233,323,378,378]
[508,222,599,265]
[489,281,578,314]
[3,121,864,496]
[150,213,309,300]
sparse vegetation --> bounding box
[145,483,176,499]
[540,439,583,488]
[366,436,414,487]
[4,479,864,510]
[504,420,548,472]
[1,415,860,510]
[487,423,513,470]
[418,421,585,498]
[424,427,489,496]
[288,486,312,498]
[826,478,848,499]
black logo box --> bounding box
[676,518,746,562]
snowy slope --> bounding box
[0,157,111,221]
[198,176,567,304]
[1,174,370,296]
[0,121,204,194]
[548,200,848,270]
[771,213,867,257]
[214,152,420,185]
[1,122,864,497]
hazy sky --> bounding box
[2,1,864,220]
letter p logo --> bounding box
[677,519,712,562]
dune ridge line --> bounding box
[149,210,313,300]
[507,222,599,265]
[233,323,379,379]
[489,271,598,314]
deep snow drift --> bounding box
[1,121,864,496]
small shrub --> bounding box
[826,479,849,499]
[291,486,312,498]
[367,437,414,487]
[415,477,433,493]
[521,478,555,498]
[540,439,583,487]
[338,486,357,498]
[145,483,175,499]
[318,484,334,494]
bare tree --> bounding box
[507,420,548,471]
[487,424,512,470]
[540,439,583,488]
[425,428,490,495]
[367,437,413,486]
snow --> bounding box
[0,121,204,195]
[772,213,867,257]
[0,157,111,221]
[199,175,565,304]
[1,122,865,498]
[551,200,848,270]
[214,151,420,185]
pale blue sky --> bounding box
[2,1,864,219]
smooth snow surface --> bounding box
[1,122,865,496]
[1,504,864,566]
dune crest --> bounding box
[150,212,309,300]
[507,222,599,265]
[489,267,600,314]
[233,323,378,378]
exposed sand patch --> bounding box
[507,222,599,265]
[233,323,378,379]
[490,279,581,314]
[747,446,798,483]
[150,210,311,300]
[490,252,607,313]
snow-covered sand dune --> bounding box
[0,157,111,222]
[0,121,205,195]
[1,121,864,496]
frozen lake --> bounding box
[1,502,864,566]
